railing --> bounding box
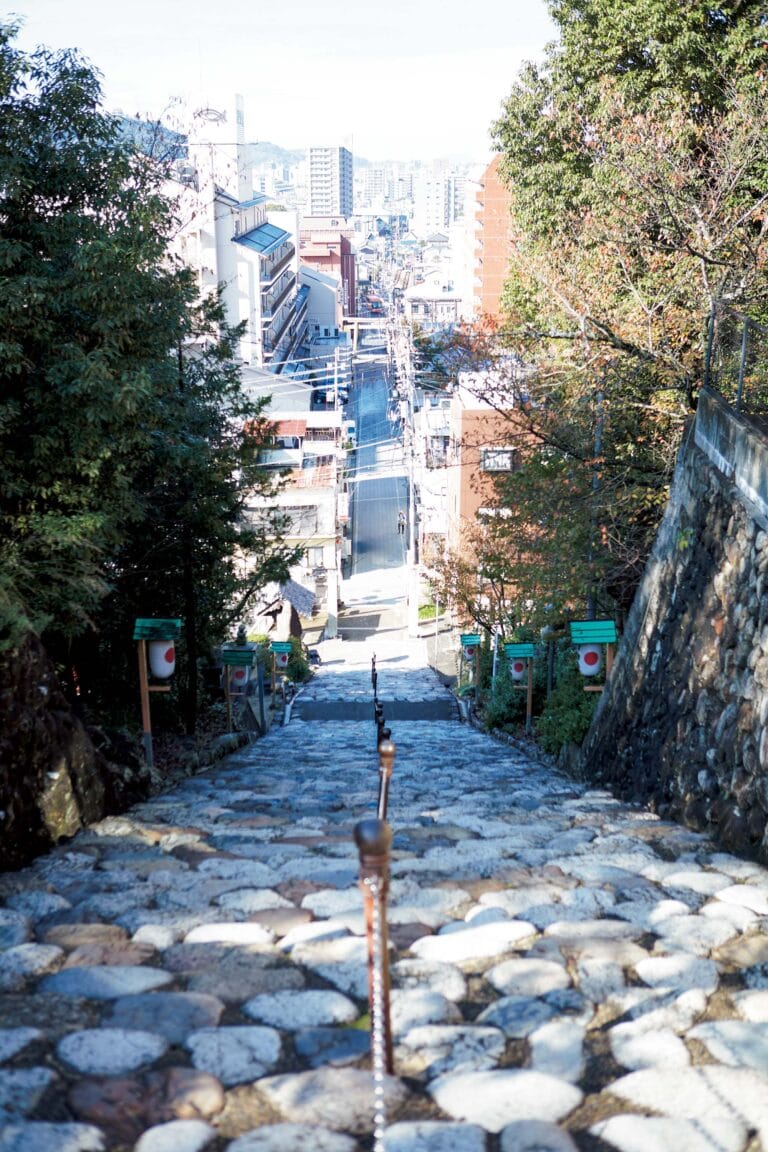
[260,242,294,285]
[371,653,395,817]
[262,271,294,318]
[350,652,400,1149]
[704,309,768,416]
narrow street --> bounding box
[340,331,410,645]
[349,334,408,580]
[2,596,768,1148]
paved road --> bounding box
[2,587,768,1150]
[348,345,408,584]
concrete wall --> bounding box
[581,387,768,859]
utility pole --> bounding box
[405,325,419,638]
[586,385,603,621]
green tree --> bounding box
[471,1,768,618]
[73,302,302,733]
[0,25,185,646]
[494,0,767,243]
[0,24,299,733]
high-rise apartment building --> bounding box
[412,170,464,239]
[307,146,353,217]
[473,155,513,323]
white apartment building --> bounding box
[402,269,462,331]
[300,266,344,336]
[411,170,464,239]
[230,197,308,370]
[243,367,349,638]
[172,170,309,372]
[160,95,312,372]
[307,145,354,217]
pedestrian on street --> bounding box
[397,510,406,535]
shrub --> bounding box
[535,660,598,755]
[482,667,527,731]
[286,636,311,683]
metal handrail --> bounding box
[704,307,768,415]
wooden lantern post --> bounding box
[220,646,257,732]
[133,618,182,769]
[504,641,536,732]
[569,620,618,693]
[460,632,481,701]
[270,641,292,703]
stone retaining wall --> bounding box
[581,388,768,859]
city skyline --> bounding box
[10,0,556,163]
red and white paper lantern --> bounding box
[509,658,527,681]
[232,666,250,686]
[148,639,176,679]
[577,644,602,677]
[275,652,289,668]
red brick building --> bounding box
[473,156,513,324]
[299,217,356,318]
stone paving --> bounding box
[3,635,768,1151]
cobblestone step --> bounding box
[292,699,459,721]
[1,633,768,1150]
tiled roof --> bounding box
[274,420,307,436]
[280,579,316,616]
[288,464,336,487]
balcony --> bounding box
[262,272,295,319]
[260,243,294,285]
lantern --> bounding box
[577,644,603,677]
[148,638,176,679]
[461,633,481,662]
[232,665,250,686]
[271,641,292,670]
[509,658,527,681]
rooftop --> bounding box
[234,221,291,256]
[238,194,269,209]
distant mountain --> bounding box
[247,142,372,169]
[247,142,305,168]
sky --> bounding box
[9,0,557,163]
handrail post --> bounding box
[374,700,385,749]
[737,316,750,412]
[377,736,396,821]
[703,301,716,391]
[354,817,394,1085]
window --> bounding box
[480,447,518,472]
